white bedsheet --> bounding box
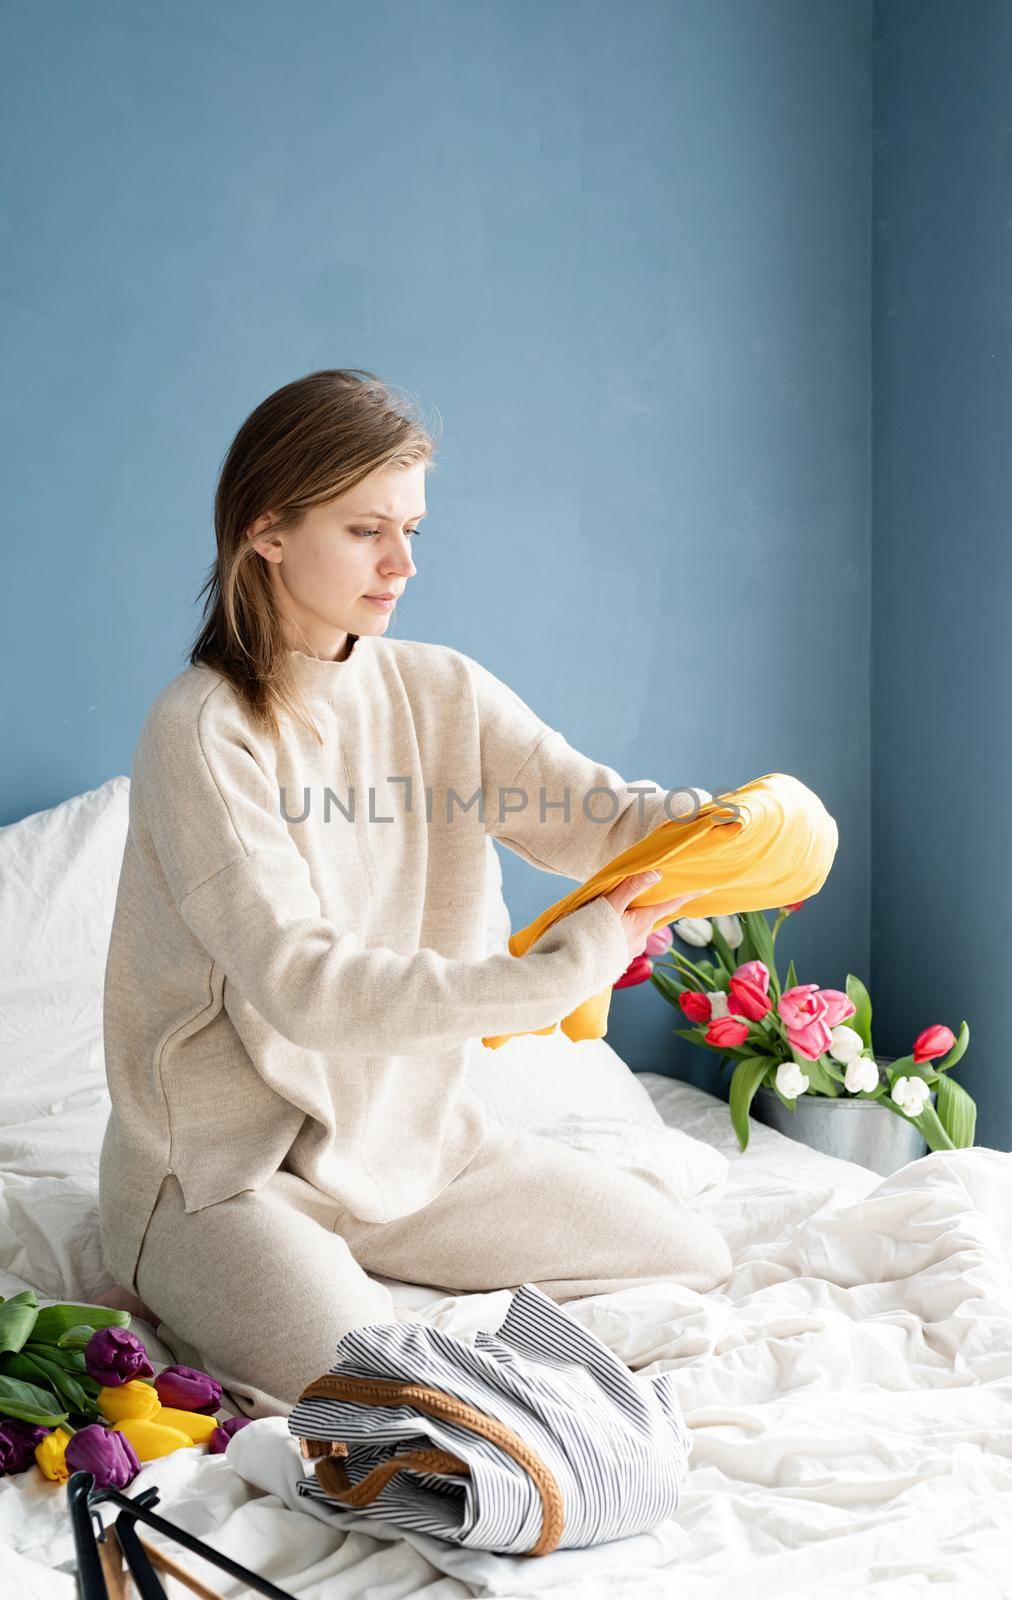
[3,1075,1011,1598]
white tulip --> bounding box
[776,1061,811,1098]
[844,1055,880,1094]
[891,1076,931,1117]
[714,913,743,949]
[828,1025,865,1065]
[707,989,730,1020]
[674,917,713,948]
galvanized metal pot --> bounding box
[752,1064,929,1177]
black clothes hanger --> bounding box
[67,1470,299,1599]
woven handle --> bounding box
[294,1371,565,1557]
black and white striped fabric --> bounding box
[287,1281,692,1555]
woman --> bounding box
[98,368,731,1419]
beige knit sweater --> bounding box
[98,636,695,1293]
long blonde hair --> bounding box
[188,369,440,742]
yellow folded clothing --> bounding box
[481,771,839,1049]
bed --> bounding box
[2,778,1010,1597]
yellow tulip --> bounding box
[154,1407,221,1444]
[98,1379,162,1422]
[110,1417,194,1460]
[35,1427,72,1482]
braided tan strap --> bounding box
[293,1371,565,1556]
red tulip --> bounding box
[728,974,772,1021]
[679,990,713,1023]
[614,955,653,989]
[783,901,805,913]
[913,1024,956,1063]
[705,1016,750,1049]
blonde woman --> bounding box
[98,369,731,1419]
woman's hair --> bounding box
[187,368,441,743]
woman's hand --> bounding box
[602,871,716,966]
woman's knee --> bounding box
[135,1178,396,1414]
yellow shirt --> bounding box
[481,772,839,1049]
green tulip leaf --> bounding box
[909,1101,956,1153]
[729,1056,773,1152]
[935,1021,970,1073]
[845,974,873,1051]
[56,1325,99,1351]
[21,1349,95,1417]
[0,1372,69,1427]
[28,1340,84,1365]
[935,1073,976,1148]
[649,969,685,1007]
[883,1054,916,1082]
[30,1304,130,1345]
[709,922,738,978]
[801,1059,839,1097]
[0,1289,39,1354]
[741,913,780,1001]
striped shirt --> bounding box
[287,1281,692,1556]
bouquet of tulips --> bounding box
[614,899,974,1154]
[0,1288,250,1487]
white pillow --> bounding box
[467,1029,664,1129]
[0,776,129,1146]
[529,1114,729,1202]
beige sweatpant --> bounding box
[132,1117,732,1419]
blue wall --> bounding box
[872,1,1012,1148]
[4,4,877,1108]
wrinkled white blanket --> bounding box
[3,1078,1011,1598]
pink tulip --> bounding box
[735,959,770,995]
[777,984,829,1031]
[786,1016,834,1060]
[727,974,772,1022]
[644,924,674,957]
[817,989,857,1028]
[913,1024,956,1063]
[705,1016,750,1049]
[679,990,712,1023]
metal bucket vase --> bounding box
[752,1061,929,1177]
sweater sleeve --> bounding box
[464,654,713,883]
[134,699,631,1057]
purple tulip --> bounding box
[85,1326,155,1387]
[65,1423,141,1489]
[0,1419,53,1475]
[208,1416,252,1454]
[154,1364,222,1413]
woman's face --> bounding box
[248,461,426,659]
